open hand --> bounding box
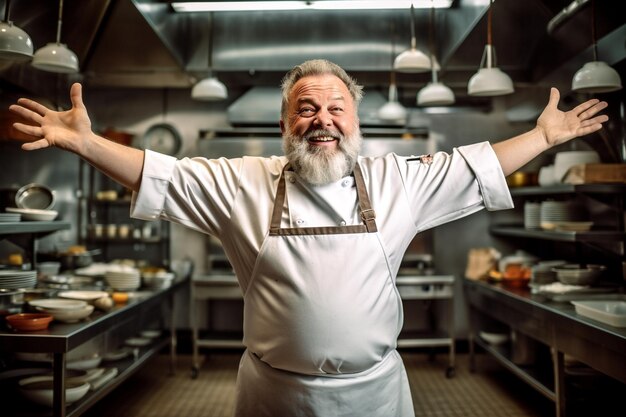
[9,83,94,155]
[537,88,609,147]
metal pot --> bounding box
[15,183,55,210]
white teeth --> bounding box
[310,136,334,142]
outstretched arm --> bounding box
[492,88,609,176]
[9,83,145,192]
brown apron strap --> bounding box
[353,163,378,233]
[269,162,378,235]
[269,163,290,234]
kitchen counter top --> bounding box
[464,278,626,417]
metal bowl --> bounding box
[552,264,606,286]
[15,183,55,210]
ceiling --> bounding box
[1,0,624,105]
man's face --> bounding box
[281,74,362,185]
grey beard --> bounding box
[283,128,362,185]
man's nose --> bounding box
[314,109,332,127]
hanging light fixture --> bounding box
[394,3,431,73]
[0,0,34,61]
[31,0,79,73]
[467,0,514,97]
[417,2,455,106]
[379,24,407,123]
[192,12,228,101]
[571,0,622,93]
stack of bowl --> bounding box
[105,265,141,291]
[142,271,175,290]
[29,299,94,323]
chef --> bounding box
[9,59,608,417]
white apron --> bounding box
[235,163,414,417]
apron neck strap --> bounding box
[270,162,378,233]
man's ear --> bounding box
[279,120,286,134]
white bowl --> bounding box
[19,376,90,407]
[29,299,88,310]
[36,304,94,323]
[67,353,102,370]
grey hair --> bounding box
[280,59,364,123]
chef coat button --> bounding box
[296,219,305,226]
[339,220,346,226]
[289,176,296,183]
[341,179,350,187]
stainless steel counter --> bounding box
[464,278,626,417]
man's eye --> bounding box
[330,107,344,114]
[299,108,315,116]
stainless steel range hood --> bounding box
[0,0,623,105]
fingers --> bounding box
[22,139,51,151]
[70,83,86,110]
[547,87,560,108]
[12,122,43,138]
[12,98,49,119]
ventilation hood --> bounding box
[0,0,623,106]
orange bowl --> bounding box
[6,313,53,332]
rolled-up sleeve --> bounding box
[457,141,513,211]
[131,150,177,221]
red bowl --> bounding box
[6,313,53,332]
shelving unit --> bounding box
[0,221,70,266]
[80,161,170,268]
[0,276,188,417]
[466,182,626,417]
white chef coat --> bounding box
[130,141,513,416]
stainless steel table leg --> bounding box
[552,349,566,417]
[169,292,177,375]
[52,352,66,417]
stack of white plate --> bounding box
[523,202,541,229]
[5,207,58,221]
[29,299,95,323]
[105,266,140,291]
[540,201,586,230]
[0,270,37,289]
[0,212,21,222]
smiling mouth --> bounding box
[308,136,337,143]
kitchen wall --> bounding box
[0,82,620,336]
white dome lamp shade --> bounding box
[192,12,228,101]
[0,0,34,61]
[418,72,455,106]
[378,82,407,122]
[31,0,79,73]
[417,6,455,107]
[572,61,622,93]
[394,4,430,73]
[192,74,228,101]
[571,1,622,93]
[467,1,514,97]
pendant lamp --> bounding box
[192,12,228,101]
[0,0,33,61]
[379,25,407,123]
[417,3,455,106]
[31,0,79,73]
[571,0,622,93]
[467,0,514,97]
[394,4,430,73]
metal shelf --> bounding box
[490,226,625,243]
[509,184,626,197]
[0,221,70,235]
